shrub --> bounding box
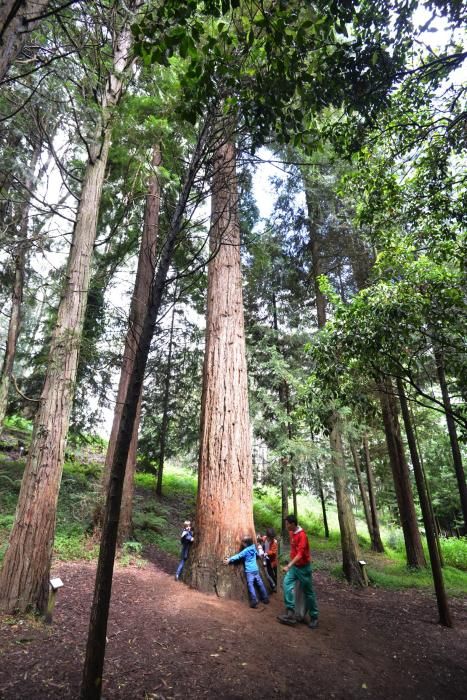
[440,537,467,571]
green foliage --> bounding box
[3,414,33,433]
[53,527,99,562]
[440,537,467,571]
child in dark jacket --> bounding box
[175,520,194,580]
[224,537,270,608]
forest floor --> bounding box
[0,548,466,700]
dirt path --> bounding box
[0,553,466,699]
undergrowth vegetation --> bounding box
[0,424,466,596]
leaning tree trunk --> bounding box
[378,377,426,569]
[315,461,330,539]
[80,115,214,700]
[184,128,255,599]
[0,0,50,83]
[397,377,452,627]
[0,138,42,425]
[98,144,162,543]
[304,183,365,585]
[362,435,384,552]
[0,18,135,614]
[433,348,467,531]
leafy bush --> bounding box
[440,537,467,571]
[3,414,33,433]
[54,527,98,561]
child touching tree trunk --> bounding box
[224,537,270,608]
[175,520,194,580]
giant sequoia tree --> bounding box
[185,121,255,597]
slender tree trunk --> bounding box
[81,116,214,700]
[433,348,467,531]
[0,0,50,83]
[378,377,426,568]
[304,183,365,585]
[0,19,135,615]
[0,138,41,425]
[280,457,289,542]
[349,441,374,543]
[362,435,384,552]
[272,291,290,535]
[97,144,162,540]
[315,461,329,538]
[397,378,452,626]
[185,126,255,598]
[330,415,366,585]
[156,288,177,497]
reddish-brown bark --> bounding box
[185,132,255,598]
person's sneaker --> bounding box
[277,609,297,625]
[308,618,319,629]
[250,602,258,608]
[262,598,270,605]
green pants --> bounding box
[283,563,319,620]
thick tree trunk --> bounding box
[433,348,467,531]
[362,435,384,552]
[156,289,176,497]
[80,116,214,700]
[378,377,426,568]
[397,378,452,626]
[0,138,41,425]
[304,183,364,584]
[98,144,162,541]
[0,0,50,83]
[0,20,134,614]
[185,131,255,599]
[349,441,374,544]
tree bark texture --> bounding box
[397,378,452,627]
[362,435,384,552]
[378,377,426,568]
[99,144,162,542]
[0,0,50,83]
[0,20,134,614]
[433,348,467,531]
[80,116,214,700]
[185,134,255,599]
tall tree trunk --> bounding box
[349,441,374,544]
[0,138,41,425]
[362,435,384,552]
[397,377,452,627]
[0,0,50,83]
[330,415,366,584]
[0,18,135,615]
[185,127,255,598]
[304,183,365,585]
[80,116,214,700]
[378,377,426,568]
[97,144,162,541]
[433,348,467,531]
[156,287,177,497]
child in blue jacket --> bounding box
[224,537,270,608]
